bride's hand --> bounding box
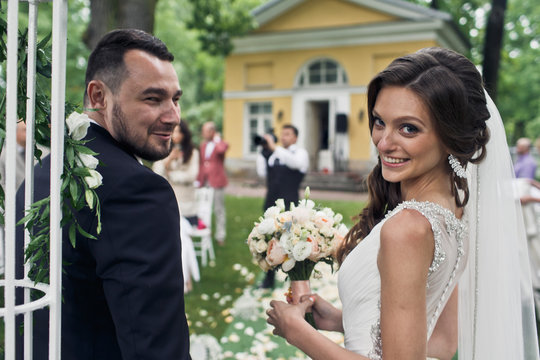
[300,294,344,333]
[266,298,314,339]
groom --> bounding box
[16,29,191,359]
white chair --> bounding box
[191,187,216,267]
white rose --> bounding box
[298,199,315,209]
[84,169,103,189]
[254,239,268,253]
[292,241,312,261]
[314,211,334,228]
[66,112,91,141]
[257,218,276,235]
[333,213,343,224]
[275,199,285,211]
[291,207,313,225]
[281,258,296,272]
[322,207,335,218]
[338,223,349,237]
[76,153,99,170]
[264,206,281,219]
[320,225,334,238]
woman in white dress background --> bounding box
[153,121,200,292]
[266,48,539,359]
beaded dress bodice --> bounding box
[338,200,467,359]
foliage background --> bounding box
[1,0,538,145]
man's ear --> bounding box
[86,80,109,110]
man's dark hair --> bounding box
[282,124,298,137]
[84,29,174,105]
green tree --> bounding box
[186,0,261,56]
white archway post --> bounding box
[2,0,67,359]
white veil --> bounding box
[459,91,539,359]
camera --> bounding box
[253,130,277,149]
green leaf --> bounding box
[66,145,75,167]
[69,223,76,248]
[72,167,91,177]
[73,144,98,156]
[77,222,97,240]
[69,178,80,204]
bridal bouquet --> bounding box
[247,188,348,327]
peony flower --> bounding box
[66,112,91,141]
[257,218,276,235]
[76,153,99,170]
[281,257,296,272]
[264,206,281,219]
[275,199,285,211]
[266,238,287,266]
[84,169,103,189]
[292,241,312,261]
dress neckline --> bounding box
[389,199,465,224]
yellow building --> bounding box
[223,0,468,175]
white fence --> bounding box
[1,0,67,358]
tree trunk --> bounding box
[430,0,439,10]
[482,0,507,103]
[118,0,158,32]
[83,0,158,51]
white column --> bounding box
[49,0,68,358]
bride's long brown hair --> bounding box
[336,47,491,265]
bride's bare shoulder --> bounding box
[378,209,434,269]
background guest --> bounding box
[256,124,309,288]
[154,121,200,225]
[196,121,229,245]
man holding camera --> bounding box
[256,124,309,288]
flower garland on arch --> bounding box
[0,14,102,284]
[18,112,103,283]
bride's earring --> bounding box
[448,154,467,178]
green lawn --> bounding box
[184,194,363,339]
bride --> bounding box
[266,47,539,359]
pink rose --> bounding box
[266,238,287,266]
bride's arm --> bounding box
[378,209,435,359]
[427,287,458,359]
[267,299,369,360]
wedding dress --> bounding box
[338,200,467,359]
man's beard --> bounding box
[111,103,173,161]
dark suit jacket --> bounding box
[196,140,229,188]
[16,124,191,359]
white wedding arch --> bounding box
[2,0,67,359]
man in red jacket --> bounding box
[197,121,229,245]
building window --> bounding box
[247,102,273,154]
[297,58,348,87]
